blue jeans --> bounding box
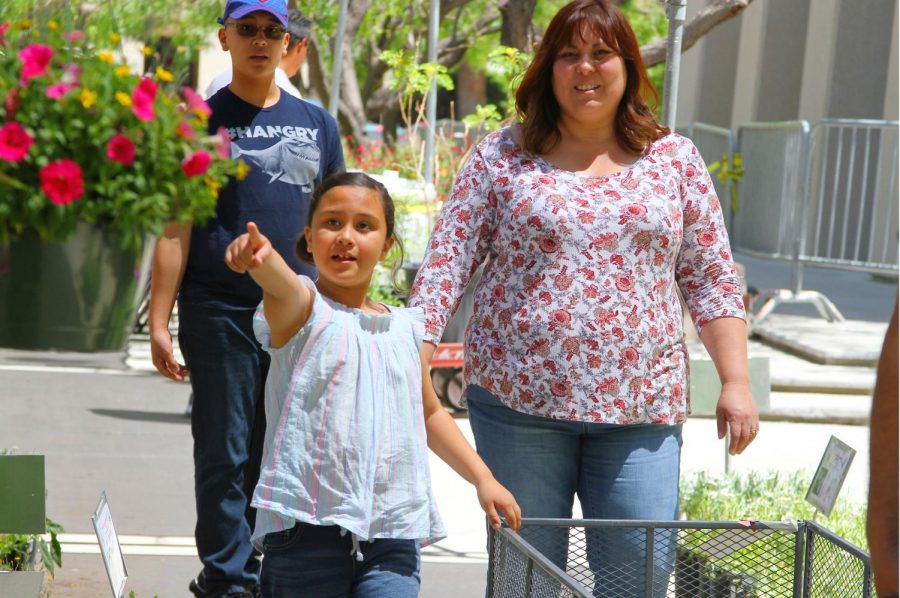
[466,385,682,597]
[260,524,421,598]
[179,302,269,595]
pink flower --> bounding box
[215,126,231,159]
[3,88,21,119]
[62,32,85,43]
[18,44,54,82]
[181,151,211,177]
[45,83,73,99]
[176,121,197,139]
[551,309,572,326]
[550,379,570,397]
[40,159,84,205]
[183,87,212,118]
[622,347,639,363]
[0,22,9,46]
[62,63,81,86]
[0,121,33,162]
[131,77,158,122]
[697,231,717,246]
[106,134,136,166]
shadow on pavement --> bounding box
[90,408,190,425]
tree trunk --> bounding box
[499,0,538,51]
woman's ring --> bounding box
[749,427,759,437]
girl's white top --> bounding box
[250,276,446,549]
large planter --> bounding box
[0,224,152,352]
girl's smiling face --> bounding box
[304,185,394,300]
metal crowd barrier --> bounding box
[712,118,900,324]
[800,119,899,276]
[488,518,873,598]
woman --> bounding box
[410,0,758,592]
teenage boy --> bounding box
[205,8,310,99]
[148,1,344,596]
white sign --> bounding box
[805,435,856,517]
[91,492,128,598]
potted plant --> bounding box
[0,517,63,596]
[0,15,238,351]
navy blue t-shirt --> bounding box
[180,87,344,308]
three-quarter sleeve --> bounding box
[674,141,745,332]
[408,142,498,344]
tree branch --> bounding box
[640,0,754,67]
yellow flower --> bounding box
[98,52,115,64]
[236,160,251,181]
[47,20,60,31]
[204,177,222,196]
[18,20,32,30]
[79,88,98,109]
[115,91,132,107]
[115,65,131,78]
[109,33,121,44]
[155,66,174,82]
[142,46,153,56]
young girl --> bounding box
[225,172,521,597]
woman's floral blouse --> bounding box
[409,128,745,424]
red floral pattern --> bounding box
[409,129,744,424]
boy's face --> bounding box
[218,11,288,80]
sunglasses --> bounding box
[224,22,287,40]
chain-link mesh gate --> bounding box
[488,519,872,598]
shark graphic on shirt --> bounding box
[232,137,321,192]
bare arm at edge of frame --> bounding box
[148,222,191,382]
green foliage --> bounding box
[0,517,63,577]
[0,16,239,251]
[680,470,868,550]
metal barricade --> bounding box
[731,121,845,324]
[800,119,899,276]
[679,123,736,236]
[488,518,873,598]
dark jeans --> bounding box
[179,301,269,596]
[260,524,420,598]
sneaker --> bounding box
[189,570,260,598]
[188,571,207,597]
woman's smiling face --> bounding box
[551,27,627,128]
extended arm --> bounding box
[149,222,191,381]
[699,316,759,455]
[420,345,521,531]
[868,301,898,597]
[225,222,311,346]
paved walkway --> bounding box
[0,254,893,597]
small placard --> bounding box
[805,436,856,517]
[91,492,128,598]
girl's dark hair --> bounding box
[296,172,405,287]
[515,0,669,155]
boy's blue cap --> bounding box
[217,0,289,28]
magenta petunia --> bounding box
[0,121,33,162]
[106,134,136,166]
[181,151,211,177]
[18,44,54,82]
[45,82,73,99]
[182,87,211,118]
[40,159,84,205]
[131,77,158,122]
[176,121,196,140]
[0,22,9,47]
[3,88,21,120]
[215,126,231,159]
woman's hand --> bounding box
[225,222,272,273]
[716,381,759,455]
[476,477,522,532]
